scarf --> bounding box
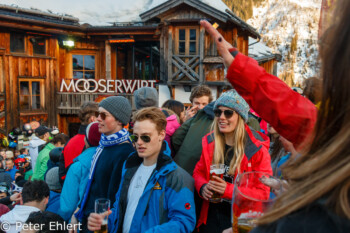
[75,128,131,221]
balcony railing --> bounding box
[57,92,132,114]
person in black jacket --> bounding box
[74,96,135,232]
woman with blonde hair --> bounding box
[193,89,272,233]
[201,0,350,231]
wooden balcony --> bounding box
[57,92,132,114]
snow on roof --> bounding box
[0,0,231,25]
[249,38,280,62]
[147,0,231,15]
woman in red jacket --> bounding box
[193,89,272,233]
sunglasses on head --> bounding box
[130,135,151,143]
[214,109,235,119]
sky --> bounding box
[0,0,230,25]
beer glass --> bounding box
[95,198,110,233]
[209,164,225,203]
[232,171,279,233]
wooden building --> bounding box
[248,38,282,76]
[0,1,279,136]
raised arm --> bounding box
[200,20,317,148]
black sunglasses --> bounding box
[130,135,151,143]
[214,109,235,119]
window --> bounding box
[19,79,45,111]
[32,37,46,55]
[116,42,160,80]
[177,28,198,55]
[72,55,95,79]
[10,33,25,53]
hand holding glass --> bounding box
[209,164,225,203]
[94,198,110,233]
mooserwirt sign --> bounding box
[60,79,157,93]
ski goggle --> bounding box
[214,109,235,119]
[130,135,151,143]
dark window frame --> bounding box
[10,33,26,53]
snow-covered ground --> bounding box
[248,0,321,85]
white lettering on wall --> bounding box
[60,79,76,92]
[59,79,158,94]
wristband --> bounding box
[229,48,239,58]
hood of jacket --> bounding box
[28,136,46,149]
[73,147,97,169]
[203,101,215,120]
[0,205,40,224]
[165,115,181,137]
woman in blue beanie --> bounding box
[193,89,272,233]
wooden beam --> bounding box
[168,28,173,82]
[105,40,111,80]
[199,27,204,82]
[86,31,155,36]
[0,21,84,36]
[172,56,198,79]
[172,56,198,81]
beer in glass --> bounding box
[232,171,279,233]
[209,164,225,203]
[94,198,110,233]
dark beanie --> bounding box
[99,96,132,125]
[85,122,102,147]
[134,87,158,110]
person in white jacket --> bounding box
[0,180,49,233]
[28,126,52,170]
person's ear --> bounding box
[159,130,166,141]
[44,196,49,205]
[89,115,96,123]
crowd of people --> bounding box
[0,0,349,232]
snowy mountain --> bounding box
[244,0,322,85]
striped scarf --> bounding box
[75,128,131,221]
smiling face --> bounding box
[97,107,123,136]
[133,119,165,166]
[216,106,239,134]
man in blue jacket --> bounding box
[87,107,196,233]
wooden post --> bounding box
[105,40,111,80]
[160,27,165,82]
[199,27,205,83]
[168,27,173,82]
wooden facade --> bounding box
[0,1,278,136]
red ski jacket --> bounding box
[227,52,317,149]
[193,125,272,228]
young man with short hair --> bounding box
[87,107,196,233]
[75,96,135,231]
[0,180,50,233]
[185,85,213,122]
